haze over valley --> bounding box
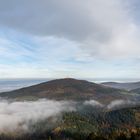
[0,78,139,139]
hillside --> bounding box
[102,81,140,91]
[0,104,140,140]
[0,78,139,140]
[38,105,140,140]
[131,88,140,94]
[0,78,131,103]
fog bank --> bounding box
[0,99,75,133]
[84,99,138,110]
[0,98,138,134]
[107,99,137,109]
[84,100,103,107]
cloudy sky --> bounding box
[0,0,140,80]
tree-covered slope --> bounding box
[0,78,131,103]
[0,105,139,140]
[102,81,140,91]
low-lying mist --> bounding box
[84,99,139,110]
[106,99,137,109]
[0,99,76,134]
[0,98,139,134]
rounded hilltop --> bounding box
[0,78,129,103]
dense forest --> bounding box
[0,106,139,140]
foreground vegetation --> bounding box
[0,105,139,140]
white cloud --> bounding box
[107,99,136,109]
[0,99,75,133]
[0,37,34,59]
[0,97,138,134]
[0,0,139,60]
[84,99,138,109]
[0,0,140,78]
[84,100,103,107]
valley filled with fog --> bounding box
[0,78,139,140]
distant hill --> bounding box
[131,88,140,94]
[0,78,131,103]
[101,81,140,91]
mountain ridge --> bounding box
[102,81,140,91]
[0,78,131,103]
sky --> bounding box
[0,0,140,80]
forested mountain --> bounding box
[131,88,140,94]
[0,105,139,140]
[102,81,140,91]
[0,78,139,140]
[0,78,132,104]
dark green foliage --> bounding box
[0,106,139,140]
